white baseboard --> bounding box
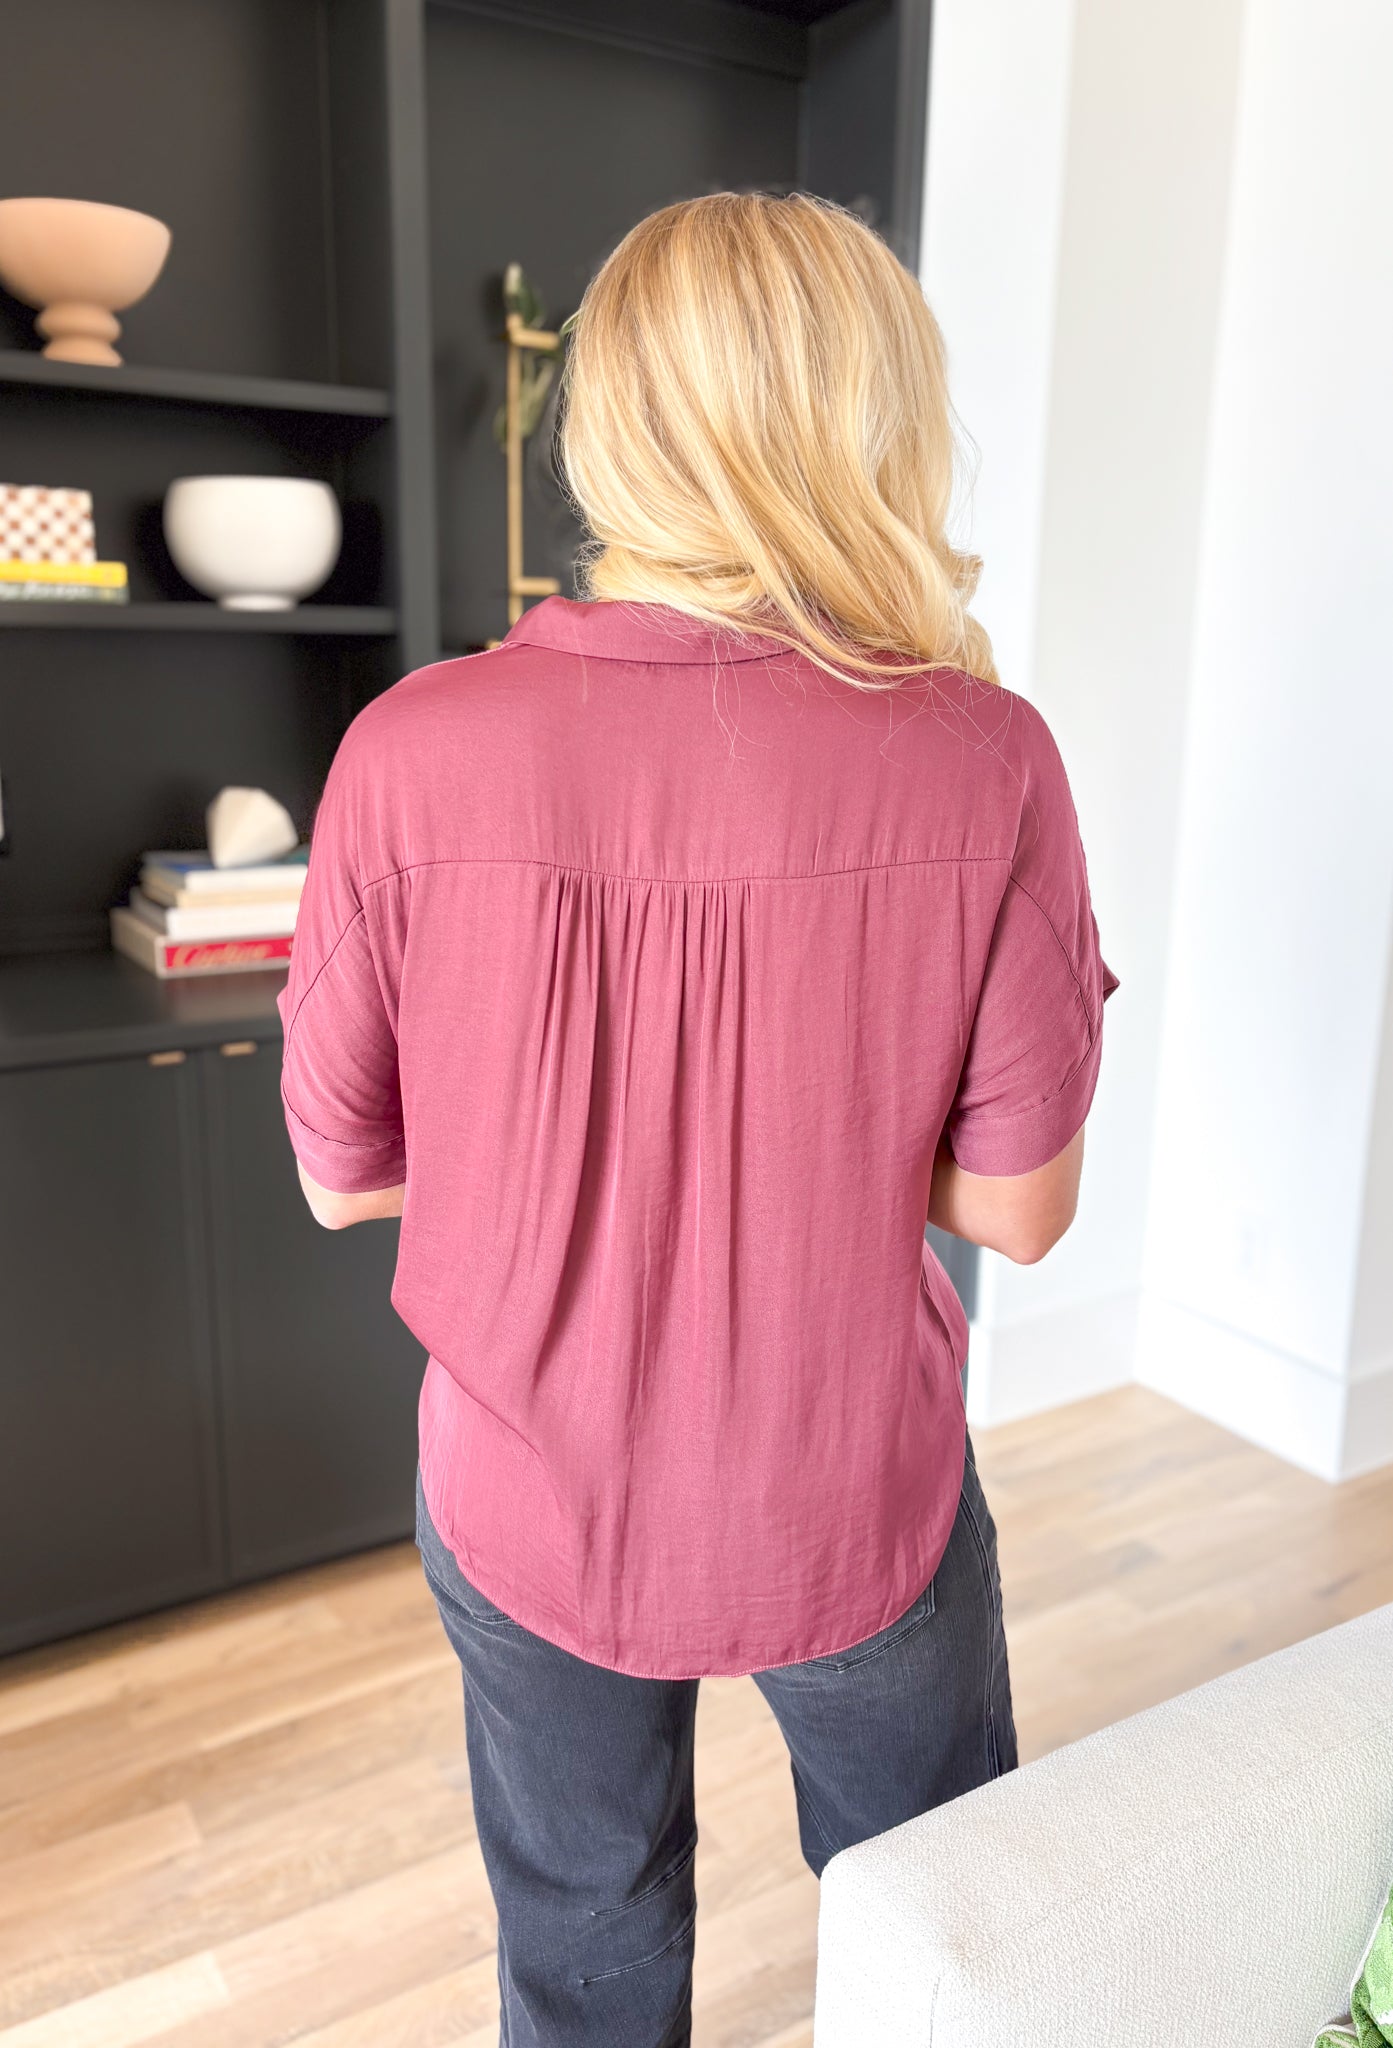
[966,1288,1138,1429]
[965,1283,1393,1479]
[1135,1294,1393,1481]
[1346,1359,1393,1479]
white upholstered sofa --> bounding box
[815,1604,1393,2046]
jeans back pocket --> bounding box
[799,1579,937,1675]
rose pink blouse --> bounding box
[278,597,1115,1678]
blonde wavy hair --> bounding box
[559,191,997,690]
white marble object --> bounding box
[207,786,299,870]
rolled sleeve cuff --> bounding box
[949,1029,1103,1178]
[282,1087,407,1196]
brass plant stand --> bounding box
[504,309,563,626]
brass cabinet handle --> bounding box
[219,1040,258,1058]
[147,1049,186,1067]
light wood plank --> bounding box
[0,1955,228,2048]
[268,1956,497,2048]
[0,1804,200,1925]
[0,1598,344,1745]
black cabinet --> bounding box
[0,1051,223,1652]
[203,1039,421,1578]
[0,962,426,1655]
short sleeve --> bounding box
[276,720,406,1195]
[948,704,1118,1177]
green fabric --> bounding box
[1315,1886,1393,2047]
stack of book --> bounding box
[0,483,128,603]
[0,558,129,605]
[110,848,309,978]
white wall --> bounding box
[918,0,1075,698]
[1349,963,1393,1466]
[924,0,1393,1472]
[922,0,1245,1426]
[1353,964,1393,1379]
[1137,0,1393,1479]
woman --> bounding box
[279,192,1115,2045]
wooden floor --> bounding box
[2,1384,1391,2047]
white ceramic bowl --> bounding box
[162,476,342,611]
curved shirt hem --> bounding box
[417,1420,968,1682]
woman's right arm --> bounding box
[928,1128,1085,1266]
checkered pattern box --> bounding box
[0,484,97,565]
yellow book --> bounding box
[0,558,127,587]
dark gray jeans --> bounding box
[416,1439,1014,2048]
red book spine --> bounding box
[162,934,295,973]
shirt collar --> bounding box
[504,596,792,666]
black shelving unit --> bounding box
[0,0,930,956]
[0,351,394,418]
[426,0,932,647]
[0,0,934,1652]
